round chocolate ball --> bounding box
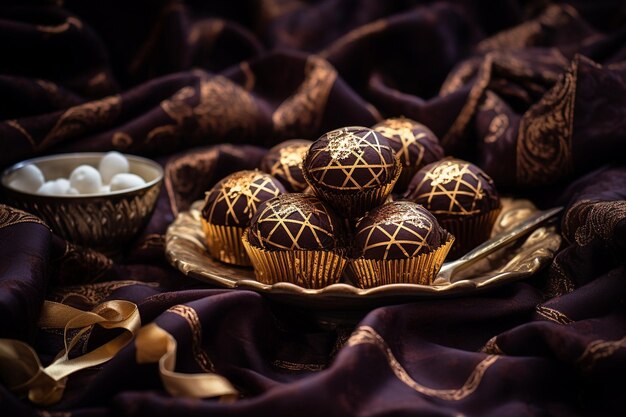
[372,117,444,173]
[247,193,345,251]
[202,170,286,227]
[403,159,499,218]
[354,201,445,260]
[303,126,397,192]
[260,139,312,192]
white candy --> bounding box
[67,188,79,195]
[37,178,70,195]
[109,173,145,191]
[9,164,45,193]
[99,151,129,184]
[69,165,102,194]
[99,185,111,194]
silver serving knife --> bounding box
[437,206,563,283]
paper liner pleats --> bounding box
[303,158,402,220]
[201,219,251,266]
[348,234,454,288]
[242,232,347,289]
[439,208,501,259]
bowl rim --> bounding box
[1,152,164,198]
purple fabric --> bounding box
[1,1,626,416]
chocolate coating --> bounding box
[202,170,285,227]
[304,126,397,191]
[372,117,444,170]
[403,159,500,218]
[247,193,344,251]
[355,201,444,260]
[260,139,312,192]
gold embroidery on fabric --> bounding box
[112,132,133,149]
[477,5,579,52]
[272,360,326,372]
[40,95,122,150]
[516,58,577,186]
[167,305,215,372]
[36,79,60,95]
[441,54,493,147]
[440,58,480,96]
[49,281,158,306]
[272,56,337,137]
[5,120,37,148]
[88,72,108,88]
[239,61,256,92]
[545,260,576,297]
[535,306,573,325]
[37,17,82,34]
[577,336,626,372]
[564,200,626,246]
[164,148,219,215]
[0,205,49,231]
[480,92,509,144]
[260,0,304,21]
[54,241,114,282]
[37,411,72,417]
[479,336,504,355]
[188,19,225,45]
[150,76,258,144]
[319,19,387,58]
[348,326,499,400]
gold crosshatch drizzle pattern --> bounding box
[264,141,311,192]
[250,194,339,250]
[306,127,396,191]
[410,160,488,216]
[356,202,438,260]
[205,171,283,226]
[373,118,430,166]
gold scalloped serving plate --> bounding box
[166,199,561,309]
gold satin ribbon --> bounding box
[135,323,238,402]
[0,300,140,405]
[0,300,238,405]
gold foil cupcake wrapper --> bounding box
[303,158,402,219]
[348,234,455,288]
[241,232,347,289]
[201,219,251,267]
[439,207,501,259]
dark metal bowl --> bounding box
[2,153,163,252]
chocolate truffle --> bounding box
[372,117,444,190]
[403,159,499,217]
[247,193,344,251]
[303,126,397,192]
[202,170,286,227]
[354,201,444,260]
[260,139,312,192]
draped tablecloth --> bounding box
[1,1,625,416]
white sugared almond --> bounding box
[69,165,102,194]
[99,151,129,184]
[109,173,145,191]
[37,178,70,195]
[9,164,45,193]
